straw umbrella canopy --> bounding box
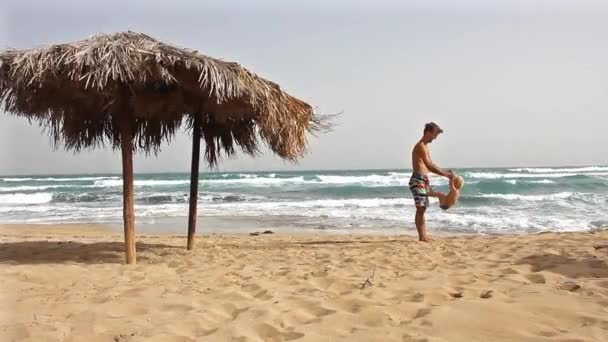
[0,31,328,264]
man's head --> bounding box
[423,122,443,143]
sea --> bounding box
[1,166,607,235]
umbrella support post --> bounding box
[121,125,136,264]
[187,116,202,250]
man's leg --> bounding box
[415,206,429,242]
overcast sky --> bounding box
[1,0,607,175]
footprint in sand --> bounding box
[161,303,195,313]
[501,267,519,275]
[410,293,425,303]
[255,323,304,342]
[220,303,250,320]
[283,299,336,325]
[101,303,149,318]
[242,283,274,300]
[509,246,522,253]
[274,267,290,276]
[191,327,219,337]
[441,251,457,258]
[525,273,546,284]
[253,289,273,300]
[596,300,608,309]
[402,333,429,342]
[413,307,432,319]
[312,277,354,295]
[578,315,599,327]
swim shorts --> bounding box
[409,173,430,207]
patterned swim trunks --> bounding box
[409,173,431,207]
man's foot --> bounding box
[418,235,431,242]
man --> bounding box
[409,122,453,242]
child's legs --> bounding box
[427,189,444,199]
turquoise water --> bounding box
[1,167,607,234]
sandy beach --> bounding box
[1,224,607,342]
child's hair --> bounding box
[452,175,464,190]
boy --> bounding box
[429,173,464,210]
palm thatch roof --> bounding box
[0,31,328,164]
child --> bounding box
[429,173,464,210]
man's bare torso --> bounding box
[412,141,430,175]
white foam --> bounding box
[237,173,258,179]
[0,193,53,204]
[527,179,555,184]
[479,192,574,201]
[2,176,119,182]
[388,172,410,177]
[433,211,587,232]
[1,178,34,182]
[503,179,555,185]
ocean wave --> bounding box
[50,193,109,203]
[94,179,191,187]
[315,174,447,187]
[466,171,608,179]
[137,192,263,204]
[139,194,189,204]
[83,173,454,188]
[1,169,606,234]
[501,179,556,185]
[203,176,306,186]
[476,192,598,202]
[317,175,406,186]
[210,197,437,210]
[0,184,84,192]
[508,166,608,173]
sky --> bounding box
[1,0,607,175]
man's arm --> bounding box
[422,146,453,179]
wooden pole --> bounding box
[187,114,202,250]
[121,123,136,264]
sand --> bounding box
[1,224,608,342]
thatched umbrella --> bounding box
[0,31,328,264]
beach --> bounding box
[3,2,608,341]
[2,224,607,341]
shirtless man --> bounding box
[409,122,453,242]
